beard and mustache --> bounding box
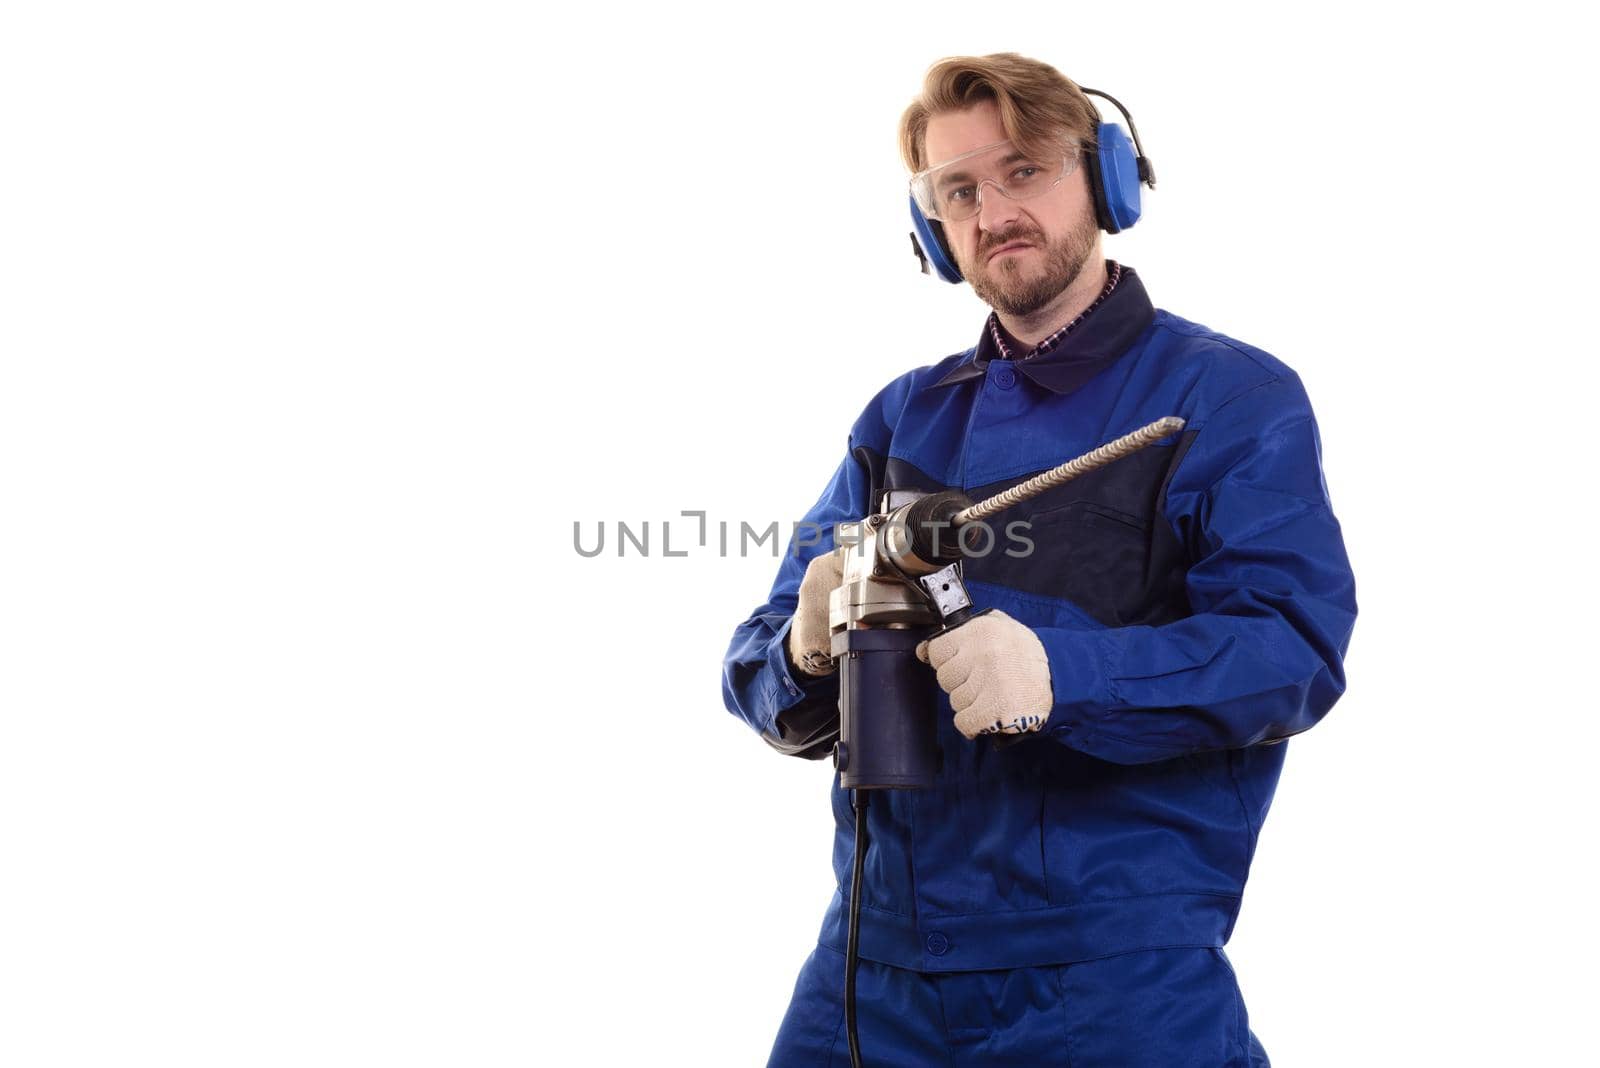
[956,206,1099,319]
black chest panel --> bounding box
[865,436,1199,628]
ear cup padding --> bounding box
[1085,136,1115,233]
[909,197,964,284]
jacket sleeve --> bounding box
[1035,374,1359,765]
[720,439,875,758]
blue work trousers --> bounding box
[768,943,1271,1066]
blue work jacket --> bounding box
[721,265,1357,973]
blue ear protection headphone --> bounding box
[908,87,1156,284]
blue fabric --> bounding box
[721,263,1356,990]
[767,944,1271,1066]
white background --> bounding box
[3,2,1596,1065]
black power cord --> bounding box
[846,789,869,1068]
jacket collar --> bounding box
[931,264,1156,396]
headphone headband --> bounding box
[1079,87,1156,187]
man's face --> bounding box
[922,99,1100,317]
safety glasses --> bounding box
[909,139,1080,223]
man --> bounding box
[722,53,1356,1066]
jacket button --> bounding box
[994,366,1016,389]
[924,931,949,956]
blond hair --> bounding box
[898,53,1099,173]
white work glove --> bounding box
[916,610,1053,740]
[787,548,846,677]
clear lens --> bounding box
[911,140,1077,222]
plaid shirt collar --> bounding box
[986,260,1124,361]
[932,261,1156,397]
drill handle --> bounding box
[933,604,990,633]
